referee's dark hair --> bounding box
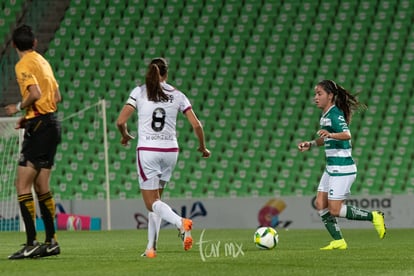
[12,24,36,51]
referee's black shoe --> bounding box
[8,241,41,259]
[37,240,60,257]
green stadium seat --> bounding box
[27,0,413,200]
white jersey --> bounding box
[126,82,192,150]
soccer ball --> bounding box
[254,227,279,249]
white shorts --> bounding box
[136,148,178,190]
[317,171,356,200]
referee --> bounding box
[5,25,61,259]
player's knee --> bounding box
[315,198,326,211]
[145,200,154,212]
[328,207,341,217]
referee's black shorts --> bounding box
[19,113,61,169]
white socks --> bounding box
[339,204,347,218]
[319,206,348,218]
[152,200,182,229]
[318,208,329,217]
[147,212,161,250]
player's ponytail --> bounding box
[317,80,366,124]
[146,58,169,102]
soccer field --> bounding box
[0,229,413,276]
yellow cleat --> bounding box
[372,211,386,239]
[320,239,348,250]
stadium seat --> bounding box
[26,0,410,199]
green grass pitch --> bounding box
[0,228,413,276]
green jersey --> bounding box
[320,105,356,176]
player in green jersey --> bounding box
[298,80,386,250]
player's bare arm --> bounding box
[317,130,351,140]
[184,109,211,158]
[116,104,135,146]
[298,137,324,152]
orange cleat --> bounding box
[181,218,193,251]
[141,248,156,258]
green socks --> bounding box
[320,210,343,240]
[345,205,373,221]
[319,205,374,241]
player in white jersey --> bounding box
[116,58,210,258]
[298,80,386,250]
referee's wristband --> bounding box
[16,102,21,111]
[309,140,317,147]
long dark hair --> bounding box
[145,57,169,102]
[317,80,366,124]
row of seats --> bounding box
[0,0,25,45]
[0,0,26,105]
[5,0,413,199]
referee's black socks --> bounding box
[38,191,57,243]
[18,193,37,245]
